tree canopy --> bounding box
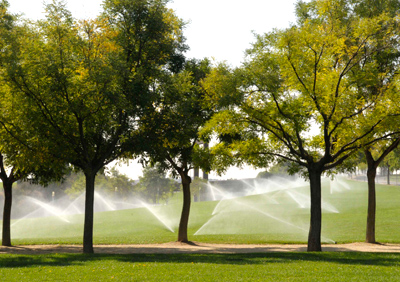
[141,58,214,242]
[202,0,400,251]
[1,0,186,253]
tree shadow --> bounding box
[0,252,400,268]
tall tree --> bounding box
[203,0,399,251]
[142,58,213,242]
[0,0,17,247]
[349,0,400,244]
[3,0,185,253]
[0,0,67,246]
[364,138,400,242]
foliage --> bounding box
[191,177,208,201]
[140,58,214,241]
[0,0,187,253]
[202,0,400,251]
[105,167,136,199]
[257,161,296,179]
[0,0,67,184]
[64,168,135,199]
[136,165,176,204]
[358,162,367,173]
[142,58,214,175]
[0,0,70,247]
[204,9,399,175]
[3,0,187,174]
[256,170,273,179]
[380,146,400,172]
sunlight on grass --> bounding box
[2,178,400,245]
[1,253,400,282]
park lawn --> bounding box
[0,252,400,281]
[3,178,400,245]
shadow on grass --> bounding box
[1,252,400,268]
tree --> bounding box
[142,58,213,242]
[0,0,67,246]
[64,168,134,199]
[0,0,20,247]
[386,147,400,176]
[191,176,208,202]
[203,0,399,251]
[0,129,67,246]
[103,167,136,200]
[3,0,185,253]
[136,165,175,204]
[364,138,400,242]
[349,0,400,244]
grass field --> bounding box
[1,252,400,281]
[2,178,400,281]
[4,178,400,245]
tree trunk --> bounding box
[178,174,191,242]
[83,170,96,254]
[366,166,377,243]
[387,165,390,185]
[2,181,13,246]
[364,149,378,244]
[307,168,322,252]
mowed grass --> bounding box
[3,178,400,245]
[1,252,400,282]
[2,178,400,281]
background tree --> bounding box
[136,165,175,204]
[103,167,136,200]
[64,168,134,200]
[3,0,186,253]
[257,161,297,179]
[191,176,208,202]
[386,147,400,176]
[203,0,399,251]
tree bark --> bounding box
[363,139,400,243]
[83,169,96,254]
[387,165,390,185]
[366,163,377,243]
[307,168,322,252]
[2,181,13,246]
[177,173,191,242]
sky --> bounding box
[9,0,299,66]
[8,0,300,179]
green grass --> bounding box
[322,180,400,243]
[3,178,400,245]
[3,179,400,281]
[1,252,400,281]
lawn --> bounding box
[2,178,400,281]
[1,252,400,281]
[4,178,400,245]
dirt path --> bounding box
[1,242,400,255]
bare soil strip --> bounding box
[1,242,400,255]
